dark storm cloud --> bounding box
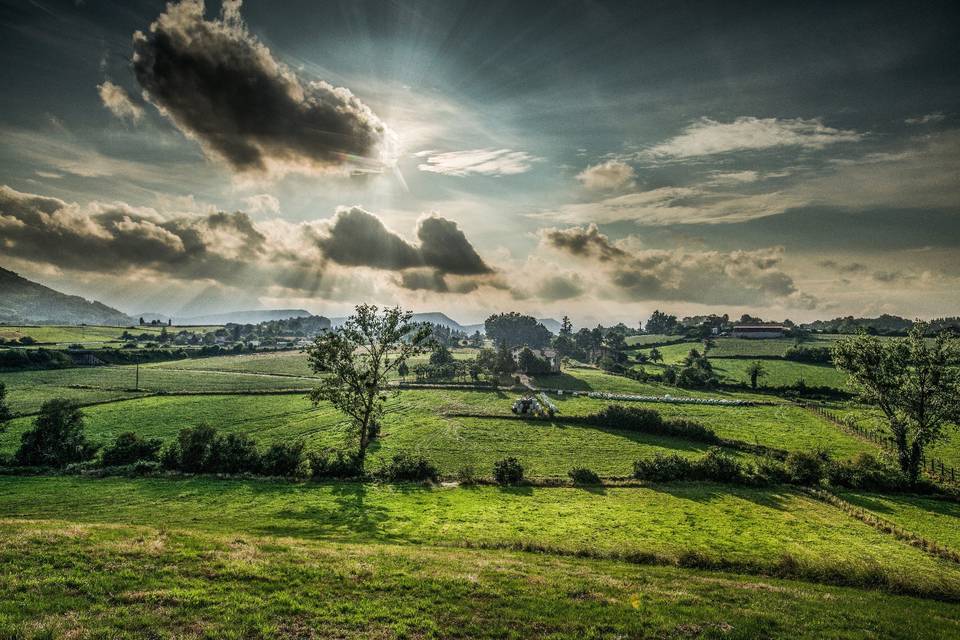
[541,224,626,261]
[317,207,492,277]
[543,223,816,308]
[131,0,387,175]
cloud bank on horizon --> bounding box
[0,0,958,323]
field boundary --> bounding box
[805,488,960,565]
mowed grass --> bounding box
[840,492,960,552]
[545,395,875,458]
[3,520,957,640]
[710,359,848,389]
[0,364,316,414]
[0,323,220,344]
[833,405,960,469]
[154,349,479,379]
[0,392,750,477]
[3,477,960,602]
[531,366,769,401]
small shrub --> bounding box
[827,453,908,491]
[261,441,308,477]
[493,457,524,485]
[100,432,162,467]
[568,466,601,485]
[632,453,693,482]
[694,447,744,483]
[218,433,262,474]
[308,449,362,479]
[455,464,478,485]
[784,450,826,486]
[378,452,439,482]
[754,456,789,484]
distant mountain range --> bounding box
[329,312,561,335]
[0,267,132,326]
[139,309,313,326]
[1,266,563,333]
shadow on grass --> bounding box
[531,373,593,391]
[641,481,793,511]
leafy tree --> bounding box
[559,315,573,337]
[516,347,551,374]
[307,305,430,470]
[0,382,12,427]
[648,347,663,363]
[645,310,678,335]
[494,341,516,375]
[746,361,767,389]
[484,312,552,349]
[429,343,455,366]
[397,361,409,382]
[702,337,716,352]
[832,323,960,482]
[101,432,162,466]
[15,399,95,467]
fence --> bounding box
[803,403,958,484]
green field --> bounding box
[3,477,960,603]
[840,492,960,552]
[0,364,316,414]
[710,359,848,389]
[3,518,955,639]
[0,392,760,477]
[0,324,221,345]
[833,405,960,469]
[624,333,676,346]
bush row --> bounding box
[631,448,918,492]
[588,405,719,443]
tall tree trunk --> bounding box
[907,439,923,484]
[892,422,911,477]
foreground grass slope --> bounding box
[3,519,957,639]
[3,477,960,600]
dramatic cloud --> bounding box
[0,186,496,299]
[576,160,635,190]
[132,0,389,177]
[415,149,539,176]
[316,207,492,277]
[0,185,280,286]
[647,117,863,159]
[97,81,144,122]
[540,224,626,261]
[543,224,816,308]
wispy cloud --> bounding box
[415,148,540,176]
[97,81,144,123]
[647,117,864,159]
[905,112,945,125]
[576,160,635,190]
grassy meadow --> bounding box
[4,477,960,600]
[2,335,959,637]
[3,518,957,639]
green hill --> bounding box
[0,266,131,325]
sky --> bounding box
[0,0,958,326]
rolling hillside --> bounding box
[0,266,131,326]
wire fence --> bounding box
[803,404,957,484]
